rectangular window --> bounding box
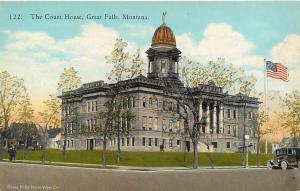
[132,137,135,146]
[162,119,166,131]
[227,109,231,118]
[177,140,180,147]
[142,137,146,146]
[161,60,166,73]
[142,116,147,130]
[148,117,153,130]
[212,142,218,148]
[169,120,173,131]
[227,125,231,134]
[127,137,130,146]
[154,118,158,130]
[226,142,231,148]
[133,97,135,107]
[176,120,180,129]
[129,119,133,129]
[233,126,237,136]
[233,110,236,119]
[155,138,158,146]
[122,138,125,146]
[92,101,95,112]
[148,138,152,146]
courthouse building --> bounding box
[60,18,259,153]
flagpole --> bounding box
[264,59,268,154]
[264,59,267,114]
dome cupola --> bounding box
[151,12,176,48]
[151,26,176,48]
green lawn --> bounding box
[3,149,274,167]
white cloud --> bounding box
[177,23,263,69]
[198,23,255,60]
[266,34,300,93]
[270,34,300,69]
[0,22,137,111]
[176,23,266,93]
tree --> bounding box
[280,90,300,146]
[162,57,258,169]
[162,77,205,169]
[100,38,144,166]
[58,67,82,93]
[7,123,39,159]
[181,57,257,96]
[37,95,61,164]
[18,93,34,123]
[0,71,28,161]
[253,111,269,166]
[14,95,36,159]
[58,67,81,160]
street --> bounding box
[0,162,300,191]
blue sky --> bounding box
[0,2,299,109]
[1,2,300,54]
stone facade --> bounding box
[60,19,259,153]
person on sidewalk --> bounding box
[12,146,17,161]
[8,146,13,161]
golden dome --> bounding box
[151,25,176,48]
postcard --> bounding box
[0,1,299,191]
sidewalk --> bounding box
[0,159,267,171]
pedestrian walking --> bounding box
[12,146,17,161]
[8,146,13,161]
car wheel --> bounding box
[281,161,288,170]
[267,161,273,170]
[298,162,300,169]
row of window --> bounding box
[142,117,182,131]
[86,101,98,113]
[142,137,180,148]
[226,109,237,119]
[65,117,134,134]
[226,109,254,120]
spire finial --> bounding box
[162,11,167,25]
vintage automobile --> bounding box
[267,147,300,170]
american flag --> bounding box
[266,61,289,82]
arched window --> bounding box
[142,97,146,107]
[149,98,153,108]
[169,101,173,111]
[132,97,135,107]
[154,98,158,108]
[161,60,166,73]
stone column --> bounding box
[213,102,217,134]
[219,103,224,134]
[199,100,203,122]
[148,61,150,73]
[206,103,210,133]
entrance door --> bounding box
[186,141,190,152]
[89,139,94,150]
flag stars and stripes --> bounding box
[266,61,289,82]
